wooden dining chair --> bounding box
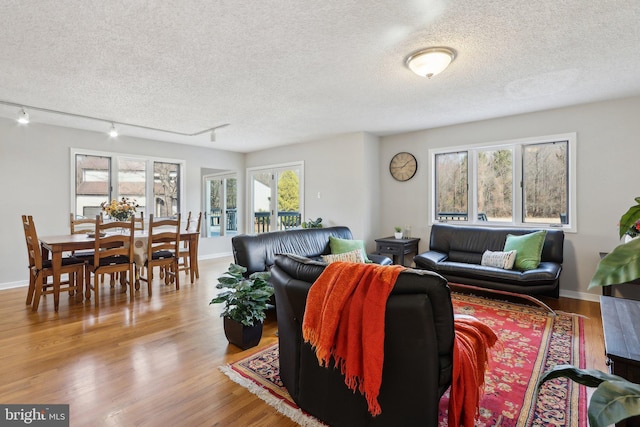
[133,211,144,231]
[177,211,202,282]
[22,215,85,312]
[85,215,136,307]
[139,214,181,295]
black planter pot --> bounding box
[223,316,263,350]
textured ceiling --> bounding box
[0,1,639,153]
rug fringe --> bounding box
[218,365,326,427]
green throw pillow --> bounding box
[503,230,547,271]
[329,236,371,263]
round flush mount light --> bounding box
[406,47,457,79]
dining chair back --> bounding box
[133,212,144,231]
[85,215,135,306]
[178,211,202,282]
[70,213,97,234]
[141,214,181,294]
[22,215,85,312]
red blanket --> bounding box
[449,315,499,427]
[302,262,405,416]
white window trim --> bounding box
[428,132,577,232]
[70,148,186,217]
[246,161,305,233]
[202,171,238,237]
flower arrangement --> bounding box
[101,197,139,221]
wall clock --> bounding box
[389,152,417,182]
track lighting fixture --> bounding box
[108,123,118,138]
[1,99,229,140]
[17,108,29,124]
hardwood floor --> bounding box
[0,257,606,426]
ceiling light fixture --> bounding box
[210,130,216,142]
[406,47,456,79]
[17,107,29,124]
[0,99,229,139]
[108,123,118,138]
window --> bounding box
[430,133,576,230]
[72,150,184,219]
[248,163,303,234]
[204,173,237,237]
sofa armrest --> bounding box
[368,253,393,265]
[413,250,448,269]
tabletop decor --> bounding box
[101,197,139,221]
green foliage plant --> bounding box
[301,217,323,228]
[209,264,274,327]
[394,226,402,233]
[589,196,640,289]
[535,365,640,427]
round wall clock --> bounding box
[389,152,417,181]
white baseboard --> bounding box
[0,280,28,291]
[559,289,601,302]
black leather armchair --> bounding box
[271,253,455,427]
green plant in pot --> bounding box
[535,365,640,427]
[209,263,274,350]
[589,197,640,290]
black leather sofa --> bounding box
[231,226,392,276]
[271,253,455,427]
[413,223,564,298]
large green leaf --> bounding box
[536,365,640,427]
[590,380,640,427]
[536,365,620,388]
[588,237,640,288]
[619,197,640,239]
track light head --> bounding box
[108,123,118,138]
[17,108,29,124]
[210,130,216,142]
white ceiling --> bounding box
[1,1,639,153]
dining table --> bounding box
[39,230,200,301]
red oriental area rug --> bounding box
[219,293,586,426]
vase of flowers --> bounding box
[101,197,139,221]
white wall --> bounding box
[245,132,381,250]
[379,96,640,301]
[0,118,244,288]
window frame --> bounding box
[428,132,577,232]
[203,171,238,237]
[70,148,186,219]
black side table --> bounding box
[375,237,420,266]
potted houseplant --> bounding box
[301,217,323,228]
[535,365,640,427]
[589,197,640,289]
[209,263,274,350]
[394,226,403,239]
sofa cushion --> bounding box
[329,236,371,262]
[481,250,517,269]
[504,230,547,271]
[321,249,365,264]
